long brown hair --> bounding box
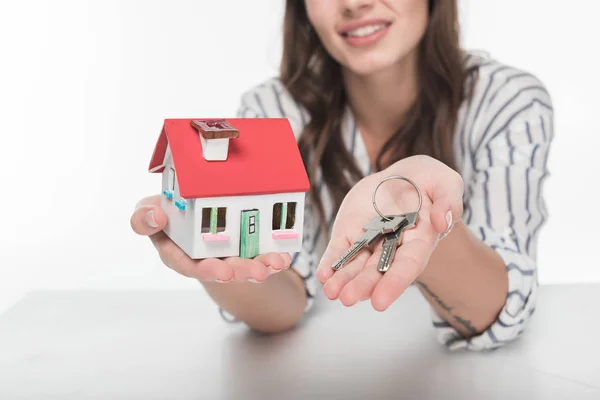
[280,0,477,232]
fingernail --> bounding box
[248,279,263,284]
[268,266,280,275]
[445,210,453,230]
[215,278,232,283]
[145,210,159,228]
[283,254,293,266]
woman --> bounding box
[131,0,552,351]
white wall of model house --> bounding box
[159,145,306,260]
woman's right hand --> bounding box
[130,195,293,283]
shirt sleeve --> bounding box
[433,82,554,351]
[218,85,320,323]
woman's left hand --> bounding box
[316,155,464,311]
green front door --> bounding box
[240,209,259,258]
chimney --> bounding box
[191,119,239,161]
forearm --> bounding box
[202,269,307,333]
[416,220,508,338]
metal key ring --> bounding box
[372,175,422,221]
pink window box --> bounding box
[272,230,300,240]
[202,233,230,242]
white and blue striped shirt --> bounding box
[231,50,553,351]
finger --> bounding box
[430,200,457,235]
[194,258,234,282]
[371,238,432,311]
[322,250,371,302]
[338,252,384,306]
[134,194,162,209]
[155,233,235,282]
[225,257,269,283]
[430,173,464,234]
[316,236,353,284]
[280,252,293,267]
[254,252,291,274]
[130,202,167,236]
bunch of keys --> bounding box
[331,175,422,273]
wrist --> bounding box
[417,219,468,285]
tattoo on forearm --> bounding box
[416,281,453,313]
[416,281,478,335]
[453,315,478,335]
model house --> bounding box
[147,118,310,259]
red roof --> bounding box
[148,118,310,198]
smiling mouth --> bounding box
[341,23,392,38]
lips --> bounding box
[339,19,392,38]
[338,19,393,47]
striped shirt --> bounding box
[228,50,553,351]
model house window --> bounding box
[168,167,175,191]
[163,167,176,200]
[272,202,296,230]
[202,207,226,233]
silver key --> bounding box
[331,214,407,271]
[376,212,418,272]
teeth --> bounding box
[345,24,387,38]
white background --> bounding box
[1,0,599,315]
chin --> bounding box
[342,53,403,77]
